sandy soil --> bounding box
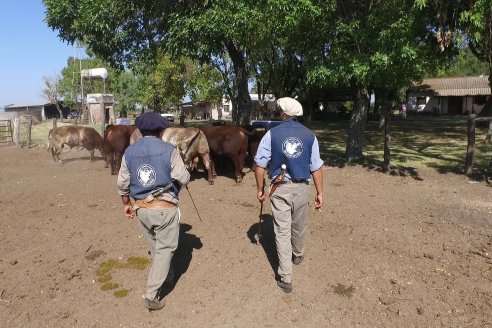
[1,144,492,328]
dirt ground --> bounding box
[1,144,491,328]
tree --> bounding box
[435,46,489,77]
[299,0,454,160]
[43,0,323,125]
[460,0,492,118]
[185,61,224,104]
[137,52,187,112]
[42,74,64,119]
[112,70,140,118]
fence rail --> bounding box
[0,120,13,143]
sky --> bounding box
[0,0,78,109]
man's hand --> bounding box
[314,193,323,209]
[257,190,266,203]
[123,204,134,219]
[121,195,134,219]
[254,164,266,203]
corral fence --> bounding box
[0,112,33,148]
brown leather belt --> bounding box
[134,199,177,209]
[278,180,308,185]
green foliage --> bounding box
[137,52,187,110]
[185,61,224,103]
[434,46,489,77]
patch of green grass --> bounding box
[312,116,491,173]
[16,120,105,147]
[20,116,492,174]
[114,289,130,298]
[100,282,119,291]
[95,257,150,298]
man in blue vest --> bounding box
[117,111,190,310]
[254,97,324,293]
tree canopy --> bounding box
[44,0,489,159]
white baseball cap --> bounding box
[277,97,303,117]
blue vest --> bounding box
[269,119,314,181]
[125,137,178,200]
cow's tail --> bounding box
[237,127,256,136]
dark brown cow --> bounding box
[131,127,214,184]
[240,125,266,162]
[200,125,253,183]
[47,125,104,163]
[103,125,138,175]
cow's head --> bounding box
[175,129,200,165]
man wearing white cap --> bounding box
[254,97,324,293]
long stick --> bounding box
[257,200,263,242]
[186,186,203,222]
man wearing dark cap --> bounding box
[254,97,324,293]
[117,111,190,310]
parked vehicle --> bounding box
[160,113,175,122]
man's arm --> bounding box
[117,155,134,218]
[311,167,324,209]
[170,148,190,187]
[254,164,266,203]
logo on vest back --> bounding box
[282,137,303,158]
[137,164,156,187]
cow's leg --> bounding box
[201,154,214,184]
[209,154,217,177]
[234,157,244,183]
[53,145,62,163]
[108,152,116,174]
[113,152,123,175]
[50,146,57,162]
[89,149,95,162]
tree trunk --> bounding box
[56,103,63,120]
[464,114,476,176]
[225,41,251,125]
[345,85,369,161]
[383,110,391,171]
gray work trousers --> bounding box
[136,207,180,300]
[270,182,310,284]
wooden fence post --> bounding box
[12,117,20,147]
[26,116,32,149]
[53,118,57,129]
[464,114,476,176]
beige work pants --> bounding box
[136,207,180,300]
[270,182,310,284]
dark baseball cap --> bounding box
[135,112,169,132]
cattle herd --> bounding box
[47,123,266,184]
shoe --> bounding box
[292,255,304,265]
[144,297,165,311]
[277,280,293,293]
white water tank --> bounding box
[81,68,108,79]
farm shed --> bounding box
[407,75,491,115]
[3,103,71,123]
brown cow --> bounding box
[47,125,104,163]
[103,125,138,175]
[200,125,254,183]
[131,126,214,184]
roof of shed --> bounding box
[411,75,491,96]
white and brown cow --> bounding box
[130,126,214,184]
[47,125,104,163]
